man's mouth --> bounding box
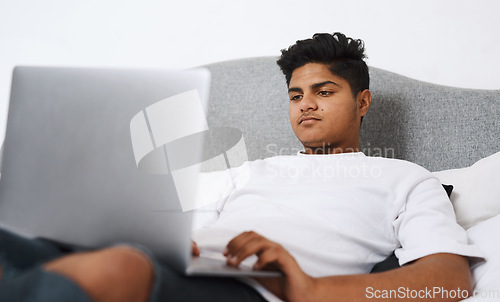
[299,114,321,124]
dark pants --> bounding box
[0,229,267,302]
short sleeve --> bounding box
[192,162,250,230]
[393,176,484,265]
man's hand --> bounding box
[224,231,316,301]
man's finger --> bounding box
[192,241,200,257]
[225,232,270,266]
[225,231,260,256]
[253,248,281,270]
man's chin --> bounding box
[300,140,330,151]
[300,140,350,154]
[299,138,326,148]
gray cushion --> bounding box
[366,67,500,171]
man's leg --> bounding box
[154,263,267,302]
[0,229,154,302]
[1,229,266,302]
[0,228,92,301]
[0,267,93,302]
[0,228,66,281]
[44,246,154,302]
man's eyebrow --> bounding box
[288,81,340,93]
[288,87,303,93]
[311,80,340,89]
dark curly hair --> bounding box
[277,32,369,97]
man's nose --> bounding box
[300,94,318,112]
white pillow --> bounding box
[463,214,500,300]
[432,151,500,230]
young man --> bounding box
[0,33,482,302]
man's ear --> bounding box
[358,89,371,116]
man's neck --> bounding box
[302,145,360,155]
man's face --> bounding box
[288,63,370,154]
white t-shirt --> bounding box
[192,152,483,300]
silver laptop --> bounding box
[0,66,280,277]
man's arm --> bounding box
[307,253,471,302]
[225,231,472,302]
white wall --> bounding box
[0,0,499,142]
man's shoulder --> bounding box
[364,155,433,177]
[357,157,445,196]
[364,155,429,169]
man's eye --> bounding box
[290,95,302,101]
[319,91,332,96]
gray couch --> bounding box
[203,56,499,171]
